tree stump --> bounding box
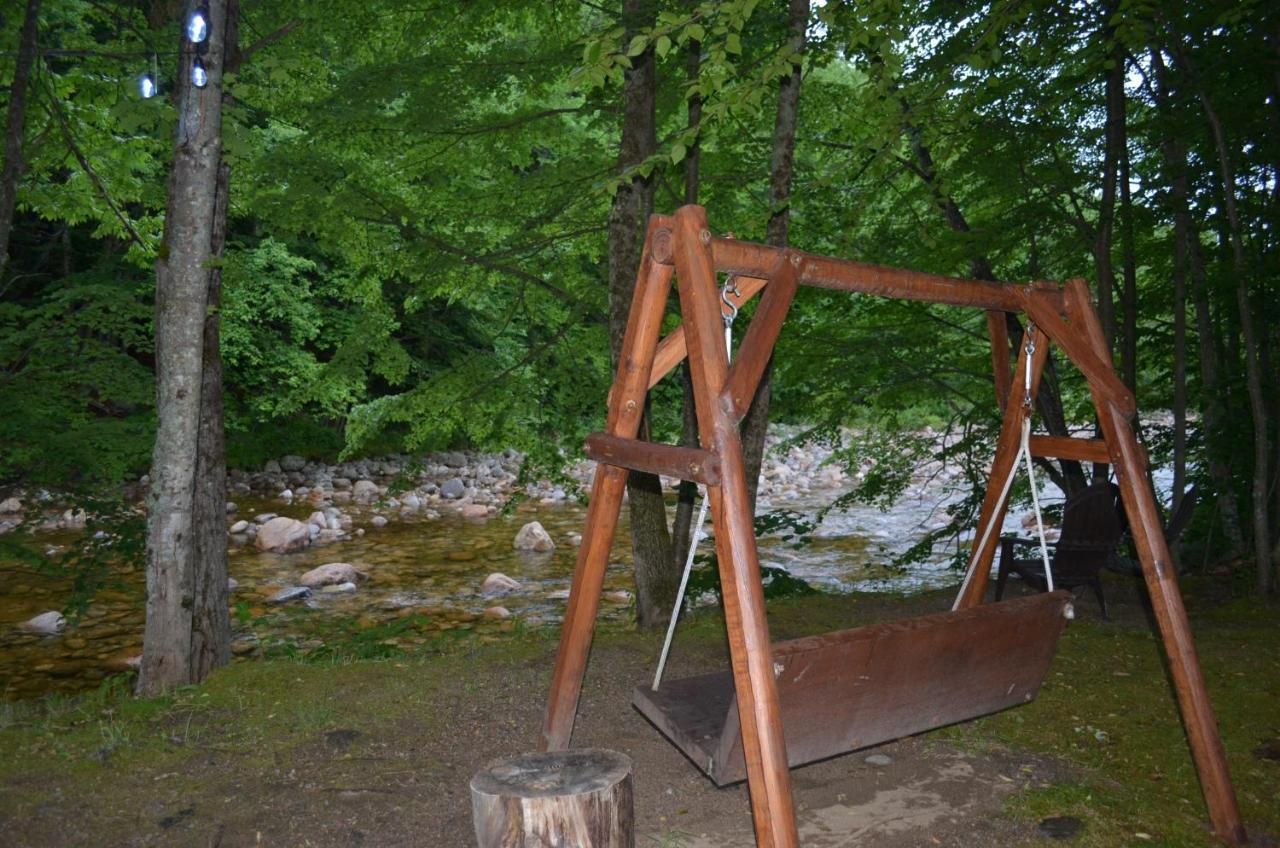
[470,748,634,848]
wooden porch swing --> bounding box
[540,205,1246,848]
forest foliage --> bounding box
[1,0,1276,586]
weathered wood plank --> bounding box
[1027,435,1112,463]
[584,432,721,486]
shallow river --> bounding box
[1,477,1065,701]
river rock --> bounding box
[370,515,388,528]
[255,512,277,524]
[268,586,312,604]
[332,477,352,491]
[440,478,466,499]
[442,451,467,468]
[299,563,368,588]
[461,504,490,520]
[22,610,65,634]
[279,489,294,501]
[319,582,358,594]
[0,496,21,513]
[263,459,282,474]
[401,492,421,510]
[514,521,555,552]
[229,520,249,534]
[352,480,379,503]
[61,509,87,529]
[254,517,311,553]
[483,606,512,620]
[307,510,327,528]
[225,502,238,513]
[228,577,240,591]
[482,572,521,594]
[280,454,306,472]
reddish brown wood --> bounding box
[1023,289,1136,417]
[672,204,798,848]
[648,274,768,391]
[634,591,1071,785]
[955,330,1050,609]
[543,218,675,753]
[584,432,721,486]
[1027,435,1112,464]
[987,311,1012,409]
[721,253,800,421]
[712,237,1066,313]
[1064,280,1245,845]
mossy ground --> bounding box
[1,576,1276,846]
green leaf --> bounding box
[671,142,687,164]
[655,35,672,59]
[627,34,648,57]
[726,33,742,55]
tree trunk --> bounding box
[1149,46,1244,556]
[1119,125,1138,393]
[0,0,41,282]
[1175,40,1273,593]
[672,32,703,569]
[1093,15,1124,350]
[139,0,234,694]
[608,0,675,628]
[740,0,808,512]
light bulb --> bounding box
[192,59,208,88]
[188,10,208,43]
[140,73,157,99]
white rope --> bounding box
[654,288,737,690]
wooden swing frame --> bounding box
[540,205,1246,847]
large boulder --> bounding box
[254,517,311,553]
[440,478,466,499]
[299,562,368,588]
[514,521,555,553]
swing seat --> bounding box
[633,590,1071,786]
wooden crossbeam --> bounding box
[648,274,768,391]
[721,253,800,421]
[1027,435,1111,463]
[583,433,721,486]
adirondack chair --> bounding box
[995,480,1126,618]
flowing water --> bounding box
[0,470,1092,701]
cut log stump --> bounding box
[470,748,634,848]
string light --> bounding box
[192,58,208,88]
[187,6,209,44]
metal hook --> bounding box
[720,276,741,326]
[1023,322,1037,409]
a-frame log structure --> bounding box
[540,205,1246,847]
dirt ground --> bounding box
[3,579,1275,847]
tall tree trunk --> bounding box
[1174,39,1273,592]
[1119,127,1138,392]
[1093,13,1124,350]
[608,0,675,628]
[0,0,41,282]
[139,0,234,694]
[1150,46,1245,555]
[740,0,808,511]
[672,32,703,569]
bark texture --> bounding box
[608,0,675,628]
[139,0,233,694]
[740,0,808,511]
[0,0,41,282]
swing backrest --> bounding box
[634,590,1072,786]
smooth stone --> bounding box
[513,521,555,552]
[440,478,466,499]
[225,502,238,513]
[864,753,893,766]
[481,573,521,594]
[279,489,294,500]
[319,582,358,595]
[460,504,489,519]
[483,606,511,620]
[254,512,277,524]
[442,451,467,468]
[254,517,312,553]
[21,611,65,635]
[401,493,421,510]
[352,480,380,503]
[61,509,87,529]
[227,577,240,591]
[268,586,312,604]
[0,496,21,513]
[229,520,249,534]
[604,590,632,604]
[307,510,327,527]
[280,454,306,472]
[263,459,282,473]
[370,515,388,528]
[299,563,368,588]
